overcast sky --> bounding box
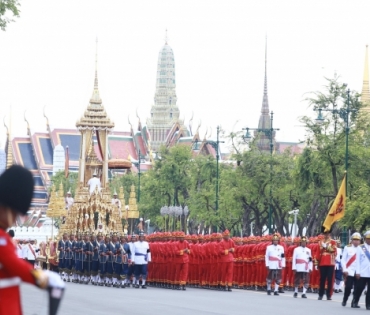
[0,0,370,148]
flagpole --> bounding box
[344,89,350,197]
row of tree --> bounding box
[53,76,370,237]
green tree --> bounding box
[0,0,20,30]
[50,171,78,196]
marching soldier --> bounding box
[75,234,84,284]
[64,233,73,282]
[105,234,115,287]
[315,229,337,300]
[133,232,151,289]
[265,233,285,296]
[71,233,78,283]
[127,235,137,287]
[218,230,235,291]
[174,232,190,290]
[341,232,361,307]
[57,233,67,280]
[120,235,131,288]
[91,233,100,285]
[292,236,312,298]
[98,234,107,286]
[351,231,370,309]
[113,233,125,288]
[83,232,94,284]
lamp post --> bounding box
[314,88,356,196]
[289,209,299,239]
[132,149,142,202]
[242,111,279,234]
[193,126,224,226]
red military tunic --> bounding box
[175,240,190,286]
[0,229,38,315]
[218,238,235,287]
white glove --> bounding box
[322,243,327,248]
[45,270,66,289]
[315,266,318,271]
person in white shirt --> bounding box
[292,236,312,298]
[111,191,121,217]
[25,239,38,268]
[341,232,361,307]
[65,190,74,210]
[351,231,370,309]
[265,233,285,296]
[132,232,151,289]
[87,171,101,195]
[22,239,29,260]
[16,239,24,258]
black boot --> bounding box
[351,300,360,308]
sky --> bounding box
[0,0,370,149]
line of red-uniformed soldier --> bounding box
[146,232,335,292]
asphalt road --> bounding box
[21,284,368,315]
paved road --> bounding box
[21,284,367,315]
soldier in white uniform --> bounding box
[65,189,74,210]
[351,231,370,309]
[292,236,312,298]
[87,170,101,195]
[341,232,361,307]
[334,239,343,293]
[265,233,285,296]
[132,232,151,289]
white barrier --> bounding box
[10,218,59,243]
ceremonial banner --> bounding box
[323,174,346,232]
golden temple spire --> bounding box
[3,111,13,169]
[165,28,168,45]
[90,37,102,105]
[361,45,370,111]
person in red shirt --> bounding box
[0,165,64,315]
[218,229,235,291]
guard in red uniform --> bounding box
[315,228,337,300]
[218,230,235,291]
[0,165,64,315]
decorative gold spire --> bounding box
[165,28,168,45]
[76,39,114,130]
[90,37,102,105]
[3,112,13,169]
[361,45,370,111]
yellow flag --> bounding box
[322,174,346,232]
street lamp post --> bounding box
[242,111,279,234]
[193,126,224,226]
[132,149,142,202]
[314,88,356,196]
[289,209,299,239]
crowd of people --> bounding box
[38,227,370,309]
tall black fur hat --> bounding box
[0,165,34,215]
